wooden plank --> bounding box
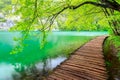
[60,65,107,80]
[60,64,106,77]
[64,60,106,71]
[59,66,107,80]
[58,69,93,80]
[77,49,103,54]
[71,55,104,62]
[74,52,104,58]
[55,69,81,80]
[59,67,98,80]
[68,57,105,66]
[70,56,105,66]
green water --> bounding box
[0,31,108,80]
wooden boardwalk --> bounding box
[46,36,108,80]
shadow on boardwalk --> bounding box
[46,36,108,80]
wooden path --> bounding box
[46,36,108,80]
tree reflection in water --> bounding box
[13,56,66,80]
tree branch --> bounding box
[54,1,120,17]
[71,1,120,11]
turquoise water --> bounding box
[0,31,108,80]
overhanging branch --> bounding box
[54,1,120,16]
[42,0,120,31]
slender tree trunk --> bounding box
[100,0,120,35]
[102,8,120,35]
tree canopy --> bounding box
[2,0,120,35]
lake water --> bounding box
[0,31,108,80]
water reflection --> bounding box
[36,56,66,71]
[0,56,66,80]
[20,56,66,80]
[0,63,20,80]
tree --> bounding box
[0,0,11,13]
[10,0,120,35]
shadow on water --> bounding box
[0,31,108,80]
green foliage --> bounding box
[104,36,120,60]
[109,36,120,59]
[0,18,6,22]
[10,37,25,54]
[103,36,120,79]
[105,61,112,67]
[0,0,12,14]
[0,0,119,32]
[5,0,112,31]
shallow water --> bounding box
[0,31,108,80]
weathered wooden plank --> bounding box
[59,66,107,80]
[64,60,106,71]
[71,55,104,62]
[59,67,98,80]
[57,68,93,80]
[77,49,103,55]
[70,56,105,66]
[74,52,103,58]
[55,69,81,80]
[60,64,106,77]
[67,57,106,67]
